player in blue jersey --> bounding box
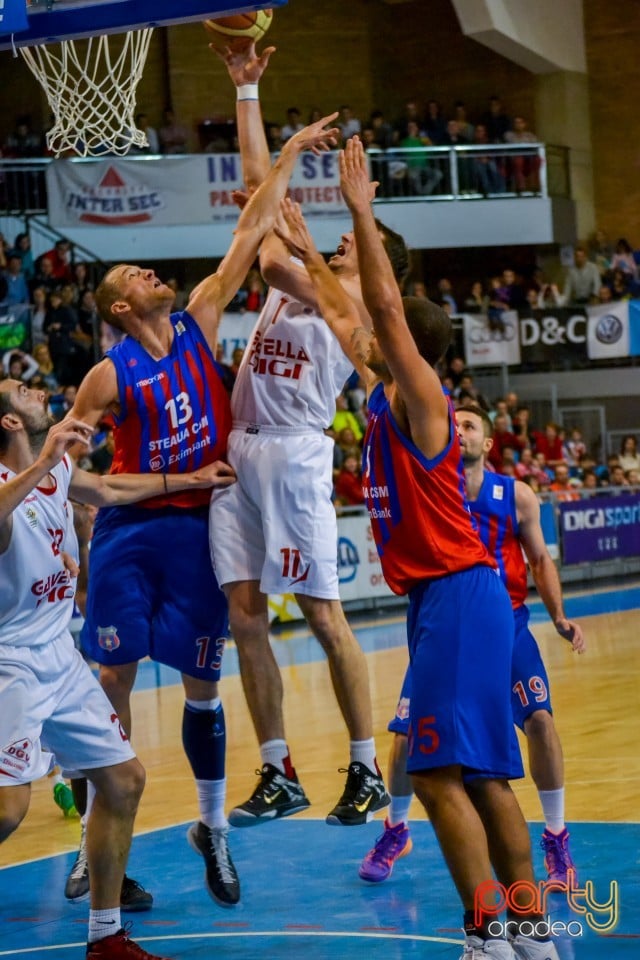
[359,405,585,894]
[273,138,560,959]
[62,114,339,911]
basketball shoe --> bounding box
[228,763,310,826]
[461,935,516,958]
[65,822,153,911]
[540,827,576,883]
[326,761,390,826]
[358,818,413,882]
[187,822,240,906]
[510,934,560,960]
[86,924,171,959]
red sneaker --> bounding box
[86,926,171,959]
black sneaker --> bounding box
[187,822,240,907]
[65,821,89,901]
[326,761,390,825]
[228,763,311,827]
[120,875,153,913]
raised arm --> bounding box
[275,198,376,390]
[186,111,339,340]
[340,137,449,456]
[515,479,585,653]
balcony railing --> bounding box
[0,142,568,215]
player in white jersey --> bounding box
[0,378,234,960]
[210,43,408,826]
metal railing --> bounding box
[0,142,566,216]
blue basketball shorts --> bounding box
[81,507,228,680]
[405,565,523,780]
[510,604,552,729]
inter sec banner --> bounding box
[559,494,640,564]
[46,153,347,228]
[462,311,521,367]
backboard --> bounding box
[0,0,286,50]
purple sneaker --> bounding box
[358,818,412,882]
[541,827,576,883]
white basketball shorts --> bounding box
[0,630,135,786]
[210,425,340,599]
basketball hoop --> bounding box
[19,29,153,157]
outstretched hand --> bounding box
[274,198,317,262]
[287,113,340,156]
[339,135,377,213]
[211,39,276,85]
[41,418,94,469]
[556,617,586,654]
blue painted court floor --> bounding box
[1,820,638,959]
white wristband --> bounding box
[237,83,259,101]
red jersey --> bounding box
[362,384,495,595]
[468,470,528,609]
[107,311,231,509]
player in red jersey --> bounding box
[359,405,585,895]
[273,137,559,960]
[62,114,339,913]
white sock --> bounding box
[388,794,413,828]
[52,770,65,787]
[349,738,377,773]
[185,696,221,712]
[196,777,228,829]
[539,788,565,833]
[260,739,289,774]
[86,780,96,818]
[88,907,121,943]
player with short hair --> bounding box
[273,137,560,960]
[360,403,584,891]
[209,44,407,826]
[0,379,234,960]
[63,112,338,906]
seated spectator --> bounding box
[266,123,284,152]
[609,268,631,300]
[619,435,640,472]
[598,284,613,304]
[2,348,39,382]
[42,288,84,385]
[32,342,60,392]
[581,469,599,491]
[243,270,266,313]
[562,246,600,305]
[451,101,474,141]
[437,278,458,313]
[471,123,505,195]
[490,398,512,428]
[533,421,566,469]
[31,254,58,294]
[422,99,447,145]
[70,260,93,306]
[4,115,42,157]
[338,105,361,141]
[533,451,553,486]
[514,446,536,480]
[368,109,394,149]
[332,393,364,442]
[499,445,518,476]
[536,282,563,308]
[504,116,540,191]
[549,462,581,501]
[399,120,442,196]
[610,238,637,279]
[335,426,361,470]
[588,229,613,277]
[281,107,304,142]
[481,95,511,143]
[564,426,587,470]
[133,112,160,154]
[625,468,640,486]
[9,232,34,281]
[334,453,365,506]
[159,107,189,154]
[607,463,628,488]
[463,280,489,313]
[442,119,471,191]
[30,285,48,348]
[512,405,534,450]
[393,99,425,144]
[487,413,519,472]
[453,370,490,411]
[521,474,541,494]
[411,280,429,299]
[3,253,29,305]
[42,239,73,283]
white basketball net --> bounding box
[19,29,153,158]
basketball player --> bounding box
[210,43,408,825]
[0,380,234,960]
[359,404,584,887]
[63,112,339,908]
[273,139,559,959]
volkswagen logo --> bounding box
[595,314,623,345]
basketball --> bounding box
[203,9,273,50]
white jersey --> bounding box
[0,455,75,648]
[231,285,354,429]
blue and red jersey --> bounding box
[362,383,495,595]
[107,311,231,509]
[468,470,528,609]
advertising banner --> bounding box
[46,153,346,229]
[559,494,640,564]
[587,300,640,360]
[462,311,521,367]
[518,309,588,366]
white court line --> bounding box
[0,930,464,956]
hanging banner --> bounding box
[518,308,588,366]
[587,300,640,360]
[46,154,346,229]
[462,311,521,367]
[0,304,31,353]
[559,494,640,564]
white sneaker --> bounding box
[511,935,560,960]
[462,935,516,958]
